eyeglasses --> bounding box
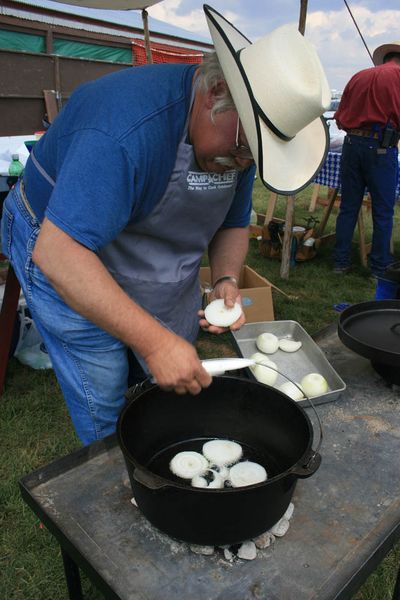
[231,116,254,161]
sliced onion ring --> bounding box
[208,470,225,488]
[229,461,267,487]
[202,439,243,466]
[204,299,242,327]
[191,475,208,488]
[170,451,208,479]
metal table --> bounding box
[19,325,400,600]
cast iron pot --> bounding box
[338,300,400,385]
[117,376,321,546]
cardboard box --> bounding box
[200,265,274,323]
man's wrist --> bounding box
[212,275,239,289]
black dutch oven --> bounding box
[117,376,321,546]
[338,299,400,385]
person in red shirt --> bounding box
[333,41,400,288]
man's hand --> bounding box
[143,331,212,395]
[198,280,246,334]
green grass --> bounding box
[1,180,399,599]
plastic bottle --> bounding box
[250,209,258,225]
[8,154,24,177]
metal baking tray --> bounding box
[232,320,346,406]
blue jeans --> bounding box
[334,134,398,277]
[1,181,138,445]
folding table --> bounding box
[19,324,400,599]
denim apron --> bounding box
[99,122,239,344]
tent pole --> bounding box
[298,0,308,35]
[280,0,308,279]
[141,9,153,63]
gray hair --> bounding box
[198,51,236,121]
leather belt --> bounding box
[348,128,380,139]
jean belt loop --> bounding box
[20,179,37,222]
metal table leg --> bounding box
[61,547,84,600]
[0,265,21,396]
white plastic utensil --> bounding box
[201,358,255,376]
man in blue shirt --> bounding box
[1,6,330,444]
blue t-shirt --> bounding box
[24,63,254,252]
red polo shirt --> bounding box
[334,61,400,131]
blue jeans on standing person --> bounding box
[334,134,398,277]
[1,181,145,445]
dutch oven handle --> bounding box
[132,466,170,490]
[292,396,323,479]
[124,377,156,404]
[290,388,323,479]
[291,388,323,478]
[290,449,322,478]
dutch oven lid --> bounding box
[338,300,400,367]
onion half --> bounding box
[300,373,329,397]
[279,381,304,401]
[278,338,302,352]
[204,299,242,327]
[256,332,279,354]
[250,359,278,386]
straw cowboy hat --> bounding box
[204,5,331,195]
[373,41,400,65]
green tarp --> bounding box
[0,28,132,63]
[0,29,45,53]
[53,39,131,63]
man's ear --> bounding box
[205,81,227,109]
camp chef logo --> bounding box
[187,170,237,191]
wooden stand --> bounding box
[43,89,60,123]
[312,184,373,267]
[261,192,296,280]
[260,183,376,277]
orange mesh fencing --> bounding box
[132,38,204,65]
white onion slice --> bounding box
[279,381,304,401]
[229,461,267,487]
[250,351,274,366]
[170,451,208,479]
[208,471,225,489]
[204,299,242,327]
[216,466,229,479]
[191,475,208,488]
[251,360,278,386]
[300,373,329,397]
[278,338,302,352]
[256,332,279,354]
[202,439,243,466]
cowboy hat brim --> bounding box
[204,4,329,195]
[372,41,400,65]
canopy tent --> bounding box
[49,0,164,63]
